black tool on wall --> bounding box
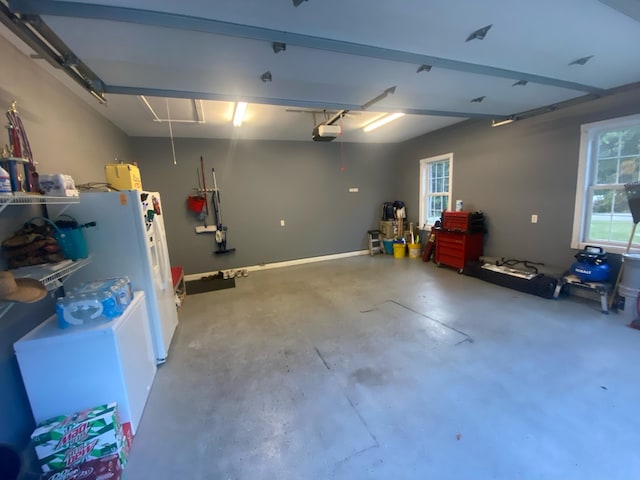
[211,168,235,255]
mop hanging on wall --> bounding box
[211,167,235,255]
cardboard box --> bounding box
[105,163,142,191]
[31,403,129,473]
[42,453,123,480]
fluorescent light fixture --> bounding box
[233,102,248,127]
[491,116,515,127]
[363,113,405,132]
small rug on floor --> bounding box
[186,276,236,295]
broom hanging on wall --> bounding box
[211,168,235,255]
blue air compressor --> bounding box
[570,245,611,282]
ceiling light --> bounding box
[569,55,594,66]
[233,102,248,127]
[363,113,405,132]
[466,24,492,42]
[491,116,515,127]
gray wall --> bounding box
[0,34,132,453]
[396,87,640,271]
[131,138,399,275]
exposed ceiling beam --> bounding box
[104,85,499,119]
[0,1,106,102]
[598,0,640,23]
[8,0,606,95]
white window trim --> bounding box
[572,113,640,254]
[419,152,453,228]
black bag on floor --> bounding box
[464,260,558,299]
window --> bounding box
[572,114,640,252]
[419,153,453,228]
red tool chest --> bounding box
[435,211,484,272]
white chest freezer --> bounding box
[14,291,156,435]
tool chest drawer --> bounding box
[435,230,483,272]
[442,211,470,231]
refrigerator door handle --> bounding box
[152,221,168,291]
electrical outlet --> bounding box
[531,214,538,224]
[280,219,285,226]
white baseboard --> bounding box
[184,250,370,282]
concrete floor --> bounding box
[124,256,640,480]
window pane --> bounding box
[621,127,640,156]
[613,190,631,214]
[421,156,452,227]
[598,132,619,159]
[619,157,640,184]
[596,158,617,184]
[592,188,614,213]
[589,189,635,243]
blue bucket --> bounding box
[383,239,394,254]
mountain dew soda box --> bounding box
[31,403,128,473]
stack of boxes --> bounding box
[31,403,132,480]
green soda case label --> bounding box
[34,403,117,434]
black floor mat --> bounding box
[186,276,236,295]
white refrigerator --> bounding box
[63,191,179,364]
[14,291,156,434]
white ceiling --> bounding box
[2,0,640,143]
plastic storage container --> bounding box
[408,243,421,258]
[393,242,406,258]
[617,285,640,323]
[383,239,394,254]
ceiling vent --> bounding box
[569,55,594,66]
[260,71,272,82]
[272,42,286,53]
[466,24,492,42]
[470,96,486,103]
